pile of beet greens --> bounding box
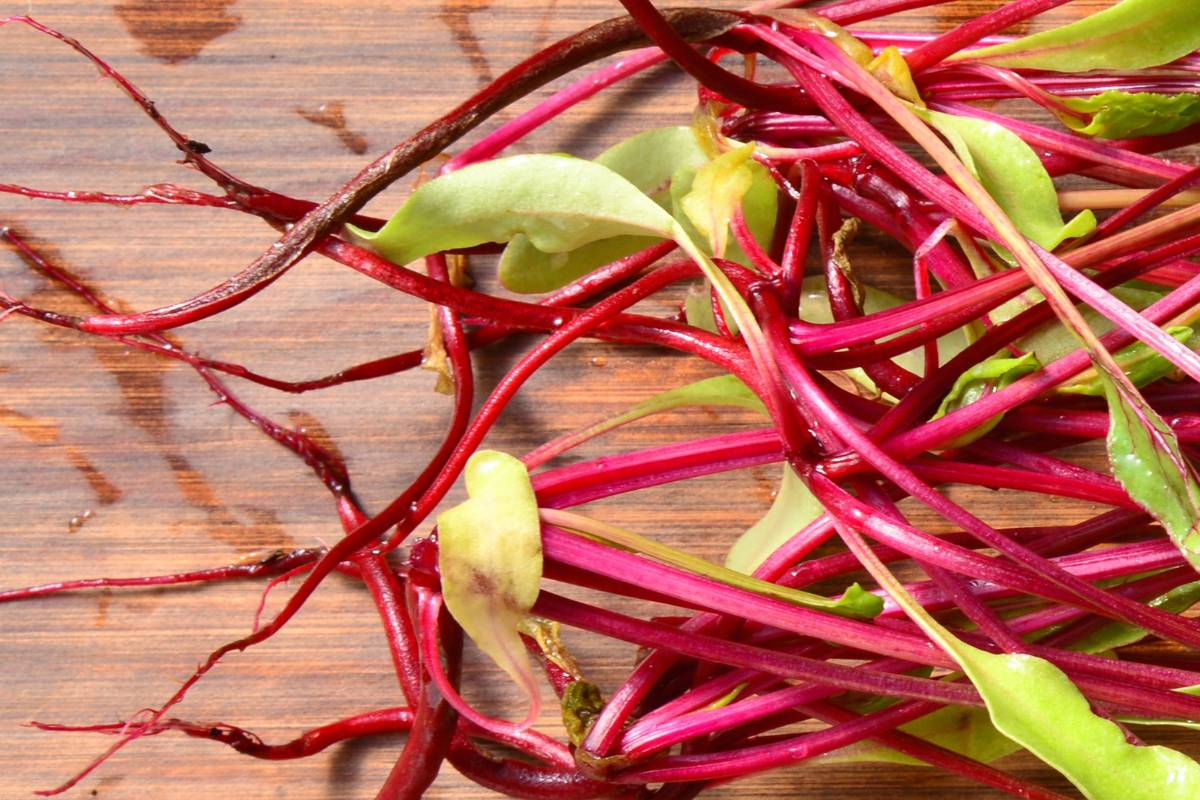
[7,0,1200,797]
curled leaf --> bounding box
[932,352,1040,448]
[919,109,1096,251]
[350,154,674,267]
[668,140,778,265]
[437,450,544,725]
[562,680,605,747]
[519,616,583,680]
[869,45,923,106]
[1060,91,1200,140]
[766,9,873,66]
[949,0,1200,72]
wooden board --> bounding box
[0,1,1191,798]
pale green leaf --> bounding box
[1013,284,1165,358]
[919,109,1096,251]
[1061,91,1200,140]
[671,159,778,269]
[830,581,1200,766]
[498,127,706,293]
[1120,685,1200,732]
[437,450,544,723]
[822,706,1021,767]
[499,128,777,292]
[350,154,674,267]
[949,0,1200,72]
[499,234,663,294]
[726,464,824,574]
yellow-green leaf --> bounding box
[680,142,757,258]
[437,450,543,724]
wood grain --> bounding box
[0,1,1190,798]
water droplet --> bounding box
[550,317,565,328]
[67,509,94,533]
[590,356,607,367]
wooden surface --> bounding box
[0,1,1191,798]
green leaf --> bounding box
[919,109,1096,251]
[350,154,674,267]
[684,281,721,334]
[830,581,1200,766]
[1057,326,1193,396]
[1102,373,1200,572]
[618,374,765,418]
[498,128,777,292]
[948,0,1200,72]
[671,158,778,267]
[676,152,777,334]
[1120,685,1200,732]
[726,464,824,574]
[1070,581,1200,654]
[437,450,544,724]
[932,352,1040,448]
[955,646,1200,799]
[595,126,710,191]
[1061,91,1200,140]
[499,127,707,293]
[846,530,1200,799]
